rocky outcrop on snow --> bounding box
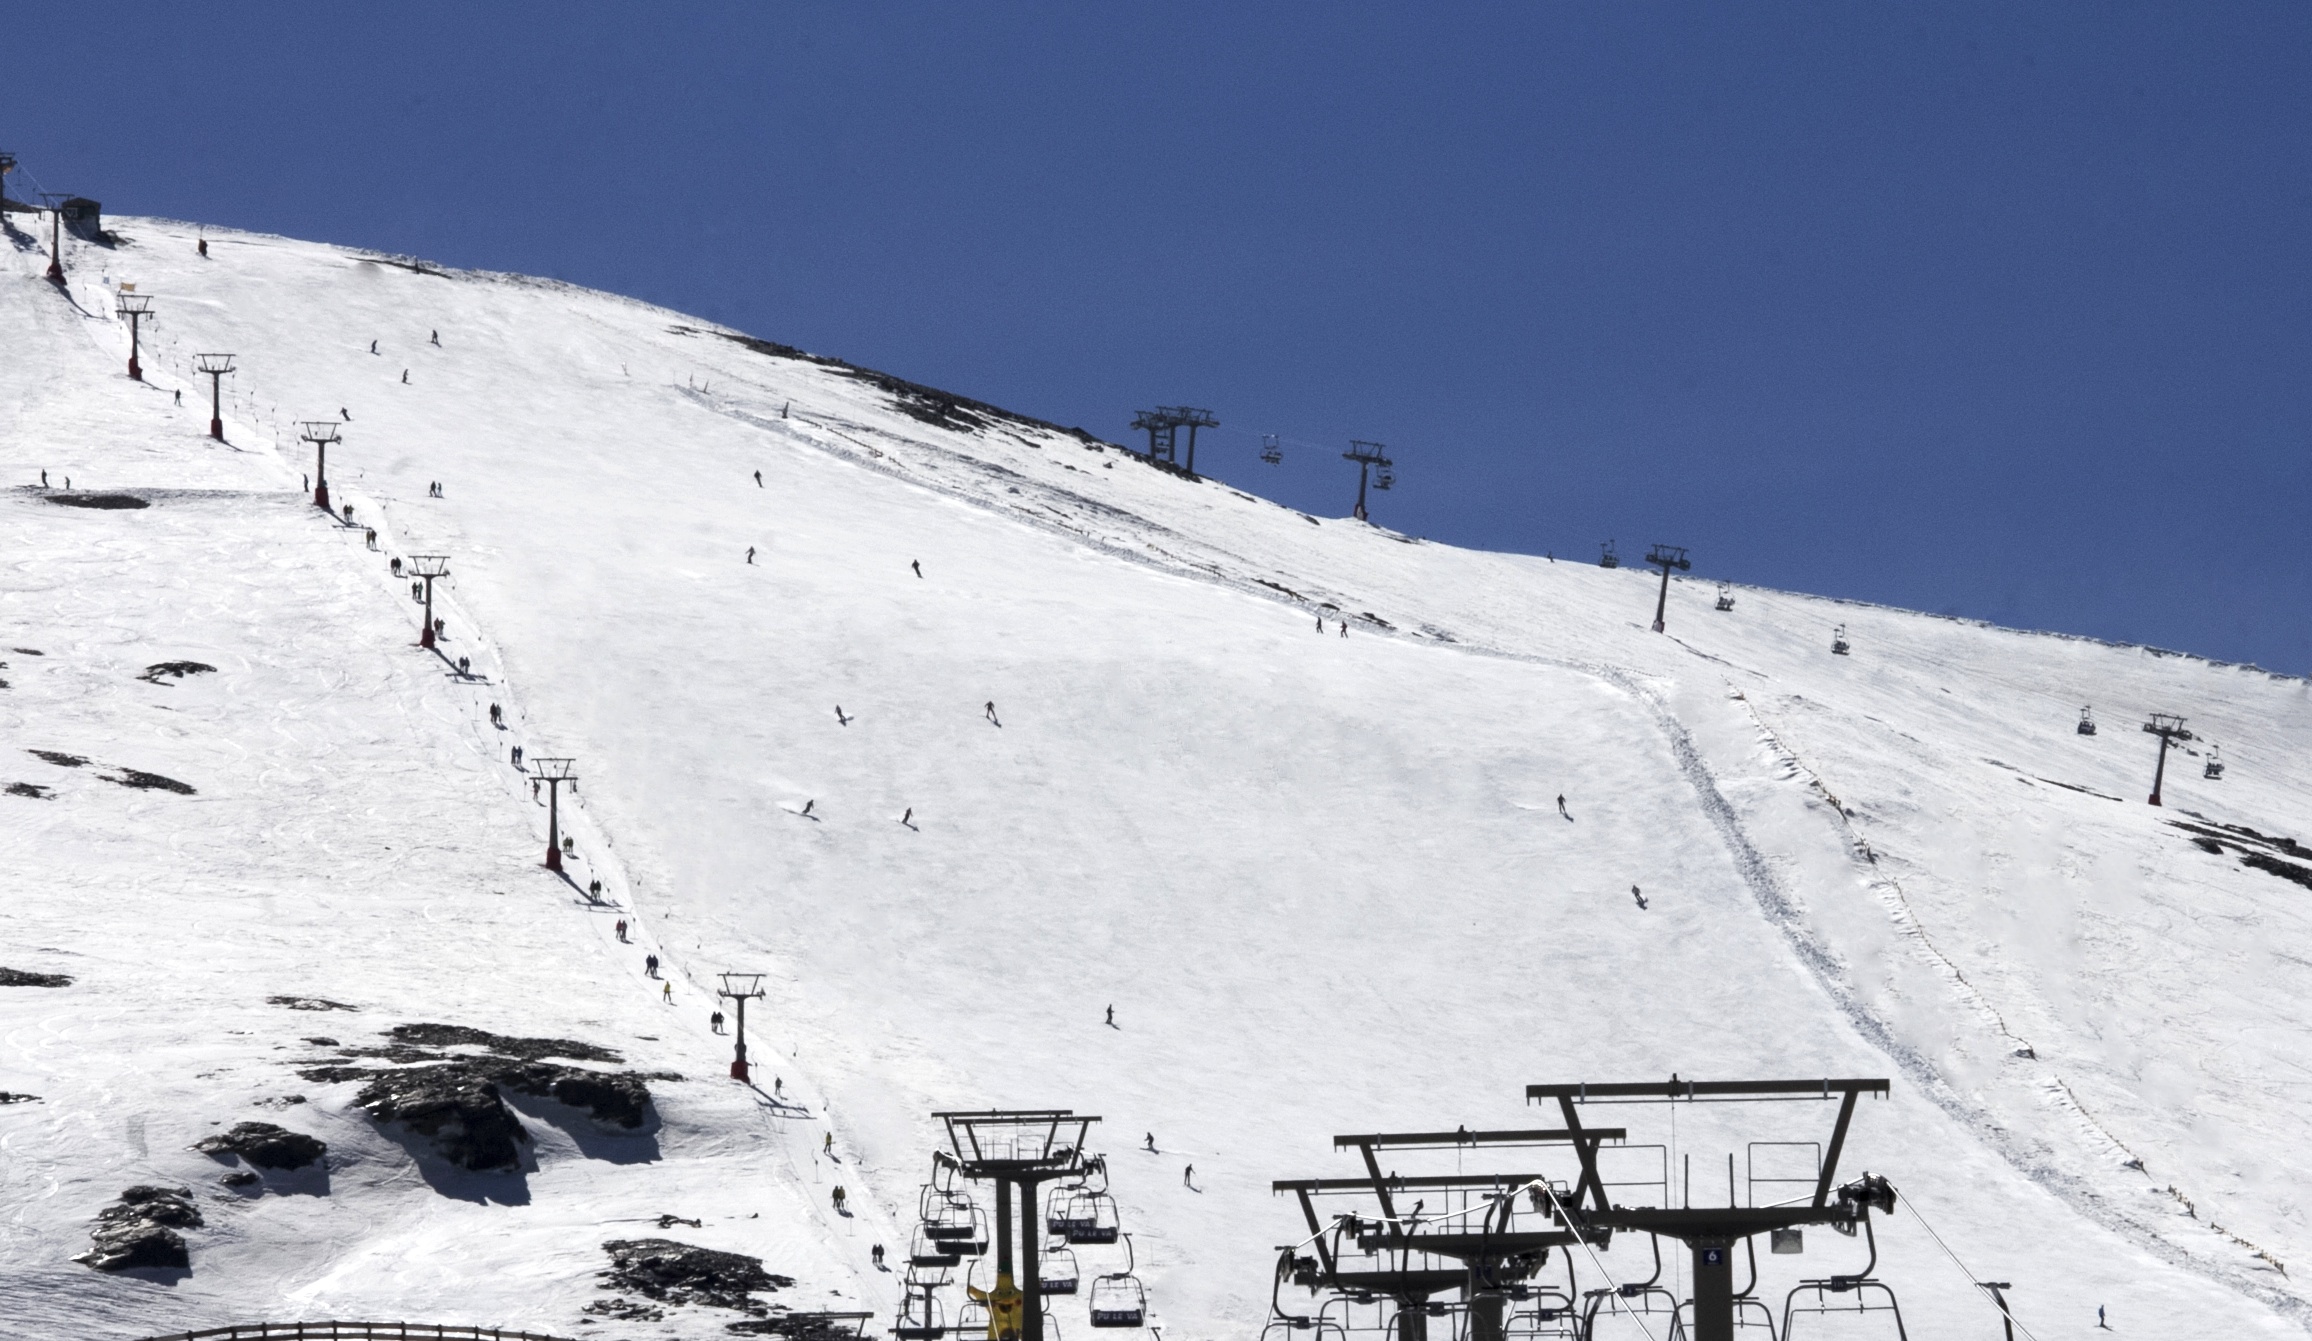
[195,1121,326,1170]
[595,1237,795,1316]
[0,967,72,987]
[298,1021,663,1172]
[76,1185,201,1272]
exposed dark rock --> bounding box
[78,1186,201,1272]
[220,1171,261,1188]
[352,1065,531,1171]
[599,1237,793,1314]
[584,1298,666,1322]
[0,968,72,987]
[498,1060,654,1130]
[269,995,357,1011]
[196,1121,326,1170]
[658,1213,704,1229]
[10,648,40,656]
[138,661,217,685]
[48,493,149,510]
[0,1092,38,1104]
[5,782,51,798]
[29,750,87,767]
[303,1037,339,1047]
[389,1021,623,1063]
[105,768,194,794]
[727,1315,869,1339]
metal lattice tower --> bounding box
[194,354,236,441]
[297,421,341,512]
[1643,544,1691,633]
[2141,713,2194,806]
[114,291,153,381]
[1343,440,1394,521]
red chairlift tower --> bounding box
[529,756,578,872]
[298,420,340,512]
[114,291,152,381]
[408,554,450,649]
[718,972,767,1081]
[39,191,67,283]
[195,354,235,440]
[2141,713,2193,806]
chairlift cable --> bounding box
[1884,1181,2047,1341]
[1530,1179,1664,1341]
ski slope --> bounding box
[3,213,2309,1340]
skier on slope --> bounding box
[1105,1005,1116,1028]
[746,546,755,564]
[911,560,922,578]
[1557,794,1568,819]
[1631,885,1648,910]
[985,701,1001,727]
[754,470,763,487]
[901,807,913,828]
[1143,1133,1156,1153]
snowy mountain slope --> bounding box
[3,213,2308,1340]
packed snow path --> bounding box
[3,215,2309,1338]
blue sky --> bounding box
[12,3,2309,673]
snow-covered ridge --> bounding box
[3,215,2308,1339]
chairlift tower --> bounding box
[298,420,340,512]
[1129,407,1218,474]
[1130,410,1179,465]
[1343,441,1393,521]
[1643,545,1690,633]
[408,554,450,650]
[39,191,67,283]
[114,292,152,381]
[934,1109,1101,1341]
[2141,713,2194,806]
[1167,406,1217,475]
[195,354,235,440]
[717,972,767,1081]
[529,756,578,872]
[0,153,17,228]
[1527,1077,1896,1341]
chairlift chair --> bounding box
[1581,1283,1685,1341]
[910,1225,963,1269]
[1715,582,1736,612]
[2077,706,2097,736]
[1830,625,1851,656]
[1501,1288,1580,1341]
[1781,1278,1906,1341]
[1261,434,1283,465]
[2205,746,2225,780]
[895,1283,949,1341]
[1041,1241,1082,1295]
[1088,1232,1148,1328]
[1373,465,1394,491]
[1059,1189,1121,1245]
[1599,541,1620,569]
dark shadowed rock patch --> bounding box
[78,1185,201,1271]
[726,1315,872,1339]
[196,1121,326,1170]
[105,768,194,794]
[48,493,149,510]
[29,750,87,768]
[0,1092,38,1104]
[599,1237,794,1314]
[6,782,52,798]
[138,661,217,685]
[388,1021,623,1063]
[350,1066,532,1171]
[0,968,72,987]
[269,995,357,1011]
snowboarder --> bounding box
[1143,1133,1156,1153]
[985,701,1001,727]
[1557,794,1568,819]
[911,560,922,578]
[835,706,850,725]
[754,470,763,486]
[1631,885,1648,910]
[615,918,628,941]
[1105,1005,1116,1029]
[801,799,815,818]
[429,330,439,346]
[340,407,350,421]
[746,546,755,564]
[196,237,207,257]
[369,340,378,355]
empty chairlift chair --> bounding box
[1088,1233,1148,1328]
[894,1283,949,1341]
[910,1225,964,1270]
[1041,1241,1082,1296]
[1781,1206,1908,1341]
[2078,706,2097,736]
